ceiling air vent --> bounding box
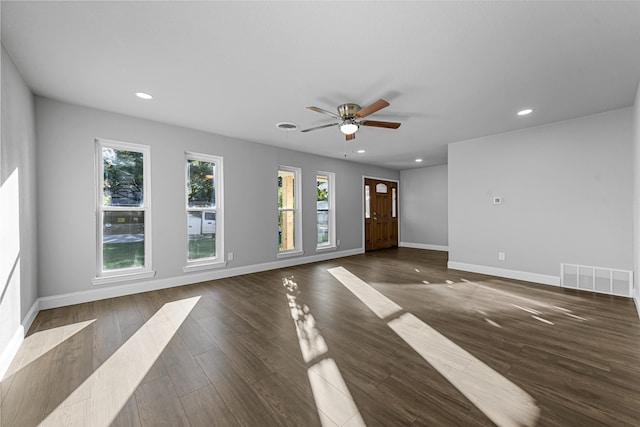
[276,122,297,130]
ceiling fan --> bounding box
[300,99,401,140]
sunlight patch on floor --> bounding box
[283,276,365,427]
[563,313,586,321]
[485,318,502,328]
[308,358,366,427]
[40,296,200,427]
[325,267,402,320]
[461,279,588,322]
[512,304,541,315]
[328,267,540,427]
[5,319,96,378]
[463,279,548,308]
[389,313,539,427]
[531,315,554,325]
[286,293,328,363]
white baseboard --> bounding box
[447,261,560,286]
[39,248,364,310]
[0,298,40,381]
[399,242,448,251]
[634,294,640,319]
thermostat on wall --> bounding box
[493,197,502,205]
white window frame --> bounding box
[183,152,225,272]
[93,138,155,285]
[316,171,336,252]
[277,166,303,258]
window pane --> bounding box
[365,185,371,219]
[103,211,145,270]
[317,176,328,202]
[188,159,215,208]
[317,175,329,246]
[278,170,295,209]
[392,187,397,218]
[279,210,295,251]
[188,211,216,260]
[317,210,329,245]
[103,148,144,207]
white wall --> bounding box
[34,97,399,302]
[0,45,39,378]
[449,108,633,284]
[399,165,448,250]
[633,80,640,317]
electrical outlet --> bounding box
[228,252,234,261]
[498,252,505,261]
[337,239,341,246]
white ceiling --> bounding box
[2,1,640,170]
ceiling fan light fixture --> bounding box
[340,119,359,135]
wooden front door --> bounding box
[364,178,398,251]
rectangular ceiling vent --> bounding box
[561,263,633,298]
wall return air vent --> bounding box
[561,263,633,297]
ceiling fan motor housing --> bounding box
[337,103,361,119]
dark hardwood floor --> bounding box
[2,248,640,426]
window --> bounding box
[95,139,153,283]
[392,187,397,218]
[316,172,336,250]
[365,184,371,219]
[185,153,224,269]
[278,166,302,257]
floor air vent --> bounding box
[561,264,633,297]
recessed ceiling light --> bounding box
[357,149,366,154]
[517,108,533,116]
[135,92,153,100]
[415,158,423,163]
[276,122,297,130]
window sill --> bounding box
[92,270,156,286]
[277,249,304,259]
[316,245,337,253]
[183,260,227,273]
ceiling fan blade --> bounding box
[300,122,340,133]
[355,99,390,118]
[346,133,356,141]
[360,120,401,129]
[307,106,340,119]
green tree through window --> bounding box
[187,160,215,207]
[97,141,149,275]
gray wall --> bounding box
[0,45,38,370]
[399,165,448,248]
[449,108,633,279]
[35,97,398,298]
[633,80,640,314]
